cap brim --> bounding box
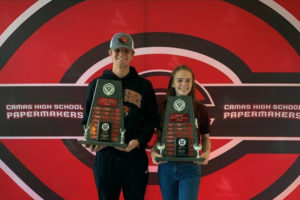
[110,45,133,50]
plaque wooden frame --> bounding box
[79,79,127,148]
[155,96,204,162]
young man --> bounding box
[82,33,158,200]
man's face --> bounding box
[110,48,134,68]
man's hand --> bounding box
[81,144,106,152]
[115,139,139,152]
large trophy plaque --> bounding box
[79,79,127,148]
[155,96,203,162]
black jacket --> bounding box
[82,67,158,154]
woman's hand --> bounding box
[194,151,209,165]
[150,151,166,165]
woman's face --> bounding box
[172,70,193,96]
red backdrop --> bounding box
[0,0,299,199]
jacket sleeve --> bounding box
[81,79,97,126]
[135,82,159,149]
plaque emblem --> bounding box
[101,123,110,131]
[103,83,115,96]
[173,99,185,111]
[178,138,186,146]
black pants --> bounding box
[93,150,149,200]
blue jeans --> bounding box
[158,161,201,200]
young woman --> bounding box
[151,65,211,200]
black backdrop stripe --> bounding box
[60,32,252,83]
[60,32,300,84]
[0,142,64,200]
[203,141,300,176]
[0,0,84,70]
[252,156,300,200]
[224,0,300,55]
